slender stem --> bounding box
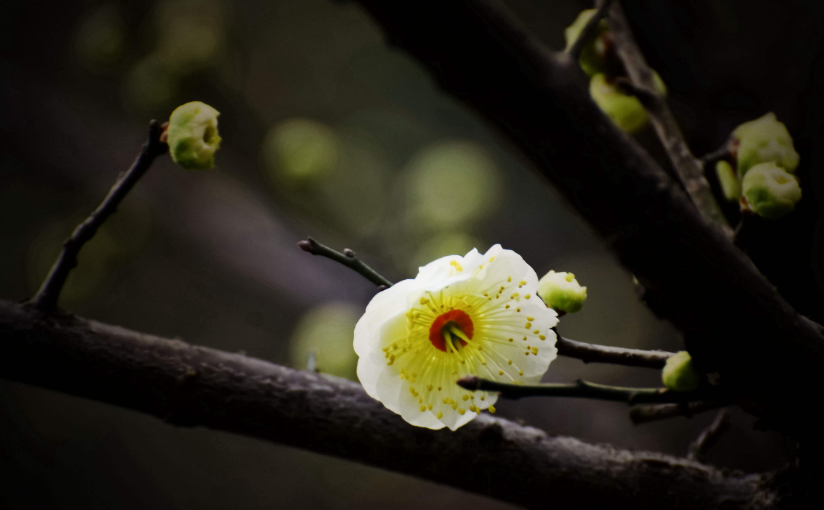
[556,334,673,368]
[688,409,730,461]
[700,141,734,165]
[607,4,732,237]
[566,0,615,61]
[631,401,729,425]
[297,237,393,288]
[29,120,168,312]
[457,376,713,405]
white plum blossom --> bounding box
[354,245,558,430]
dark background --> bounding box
[1,0,821,508]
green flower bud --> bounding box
[662,351,700,392]
[538,270,587,314]
[167,101,221,170]
[733,112,799,176]
[742,162,801,219]
[715,160,741,202]
[590,73,648,133]
[564,9,609,76]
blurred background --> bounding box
[3,0,823,508]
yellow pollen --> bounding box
[419,405,426,412]
[519,280,527,286]
[428,404,433,410]
[458,408,466,415]
[438,386,442,391]
[489,406,497,414]
[516,308,521,312]
[507,277,512,282]
[527,316,534,321]
[420,297,429,305]
[525,351,529,356]
[498,370,504,375]
[469,405,477,413]
[462,394,469,401]
[525,294,531,299]
[452,402,459,410]
[490,256,496,262]
[436,412,443,419]
[508,360,513,365]
[519,371,524,376]
[443,398,450,404]
[480,395,485,401]
[511,293,519,299]
[508,338,514,342]
[450,260,463,272]
[532,347,539,355]
[539,335,546,340]
[506,305,510,309]
[534,330,540,334]
[523,336,527,340]
[525,322,532,329]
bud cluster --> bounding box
[714,113,801,219]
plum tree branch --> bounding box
[606,3,732,235]
[349,0,824,441]
[29,121,168,312]
[0,300,775,509]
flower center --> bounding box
[428,309,474,353]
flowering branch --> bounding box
[606,3,732,235]
[0,300,772,510]
[457,376,724,405]
[566,0,614,61]
[556,334,673,368]
[297,237,392,288]
[349,0,824,442]
[28,120,168,312]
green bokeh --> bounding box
[288,303,361,380]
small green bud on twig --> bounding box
[741,162,802,219]
[538,270,587,314]
[715,160,741,202]
[564,9,609,76]
[166,101,221,170]
[662,351,700,392]
[733,112,799,177]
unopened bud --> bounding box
[590,73,648,134]
[742,162,802,219]
[715,160,741,202]
[733,112,799,176]
[564,9,609,76]
[538,271,587,314]
[167,101,221,170]
[662,351,699,392]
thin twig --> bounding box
[688,409,731,461]
[457,376,715,405]
[557,335,673,368]
[607,4,732,237]
[566,0,615,61]
[29,120,168,311]
[699,140,734,165]
[297,237,393,287]
[631,401,729,425]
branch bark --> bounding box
[0,300,774,509]
[350,0,824,441]
[556,335,672,368]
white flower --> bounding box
[354,245,559,430]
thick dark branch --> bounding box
[631,401,729,425]
[0,301,773,509]
[29,121,168,311]
[607,4,730,234]
[350,0,824,441]
[458,376,716,404]
[556,335,673,368]
[297,237,393,288]
[566,0,614,61]
[689,410,731,461]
